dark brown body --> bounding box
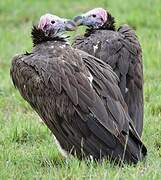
[10,29,146,163]
[73,25,143,136]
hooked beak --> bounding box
[73,15,84,26]
[65,20,77,31]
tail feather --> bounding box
[86,114,147,164]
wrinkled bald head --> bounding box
[74,8,108,28]
[38,13,76,36]
[84,8,107,23]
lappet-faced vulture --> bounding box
[73,8,144,136]
[10,14,147,164]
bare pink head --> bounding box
[74,8,108,28]
[38,13,76,36]
[84,8,107,23]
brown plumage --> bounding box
[73,11,144,137]
[10,26,146,164]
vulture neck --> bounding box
[84,12,116,37]
[31,26,67,46]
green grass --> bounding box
[0,0,161,179]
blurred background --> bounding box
[0,0,161,179]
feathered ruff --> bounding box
[31,26,67,46]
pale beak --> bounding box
[73,15,84,26]
[65,20,77,31]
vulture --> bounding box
[73,8,144,137]
[10,14,147,164]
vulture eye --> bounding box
[92,14,96,18]
[51,20,55,24]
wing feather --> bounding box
[73,24,143,136]
[11,42,146,163]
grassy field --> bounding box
[0,0,161,179]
